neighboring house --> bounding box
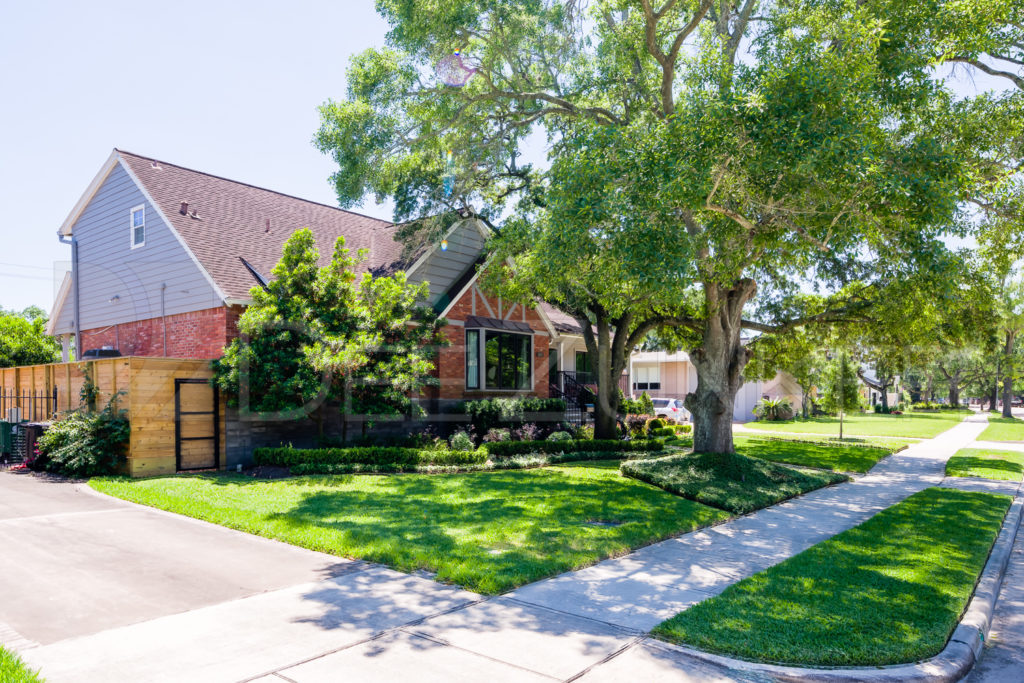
[627,349,798,422]
[47,150,596,405]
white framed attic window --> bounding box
[129,205,145,248]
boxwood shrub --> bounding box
[483,438,663,457]
[253,446,486,468]
[651,425,693,438]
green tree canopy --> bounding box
[0,307,59,368]
[213,229,447,437]
[317,1,989,449]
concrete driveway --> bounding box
[0,471,359,647]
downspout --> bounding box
[161,283,167,356]
[58,234,81,359]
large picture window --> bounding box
[483,330,531,390]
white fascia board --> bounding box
[57,150,120,237]
[45,272,72,336]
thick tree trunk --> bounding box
[580,311,624,440]
[1003,332,1015,418]
[948,380,960,408]
[686,279,756,454]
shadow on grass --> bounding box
[94,466,727,594]
[947,455,1024,479]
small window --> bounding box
[633,364,661,391]
[130,205,145,248]
[465,329,480,389]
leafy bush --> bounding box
[482,428,511,442]
[650,427,676,438]
[510,422,541,441]
[449,430,475,451]
[574,424,595,440]
[484,438,663,457]
[456,397,567,435]
[646,417,667,432]
[754,397,794,421]
[676,424,693,434]
[35,398,130,477]
[254,446,486,468]
[547,430,573,441]
[624,414,649,437]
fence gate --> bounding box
[175,379,219,471]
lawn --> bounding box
[653,487,1011,666]
[734,435,907,474]
[946,447,1024,481]
[746,410,967,439]
[0,646,43,683]
[978,417,1024,442]
[91,462,729,594]
[620,452,847,514]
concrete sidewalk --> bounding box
[9,415,997,682]
[507,416,989,630]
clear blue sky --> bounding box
[0,2,1004,314]
[0,1,393,313]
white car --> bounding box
[652,397,690,422]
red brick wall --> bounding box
[434,286,550,400]
[80,306,234,359]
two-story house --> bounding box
[47,150,600,405]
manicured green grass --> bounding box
[620,452,847,514]
[734,435,907,474]
[746,410,967,438]
[947,447,1024,481]
[653,487,1011,666]
[0,646,43,683]
[91,462,728,594]
[978,417,1024,442]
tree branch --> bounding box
[945,55,1024,90]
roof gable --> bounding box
[103,150,411,302]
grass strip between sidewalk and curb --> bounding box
[90,462,729,594]
[652,487,1012,667]
[977,417,1024,443]
[0,646,44,683]
[946,447,1024,481]
[620,451,847,514]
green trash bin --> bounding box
[0,421,12,458]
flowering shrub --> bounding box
[510,422,541,441]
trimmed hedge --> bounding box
[254,446,487,468]
[483,438,663,457]
[651,424,692,438]
[290,449,660,476]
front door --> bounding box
[175,379,219,471]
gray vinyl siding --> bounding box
[71,162,221,330]
[408,220,486,306]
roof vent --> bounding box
[265,219,270,233]
[151,160,161,169]
[189,209,201,220]
[180,201,189,215]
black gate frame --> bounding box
[174,378,220,471]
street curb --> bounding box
[647,492,1023,683]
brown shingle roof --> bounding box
[539,303,584,334]
[118,150,410,301]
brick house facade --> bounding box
[49,150,588,402]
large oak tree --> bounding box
[317,1,985,449]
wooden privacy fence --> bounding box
[0,358,224,477]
